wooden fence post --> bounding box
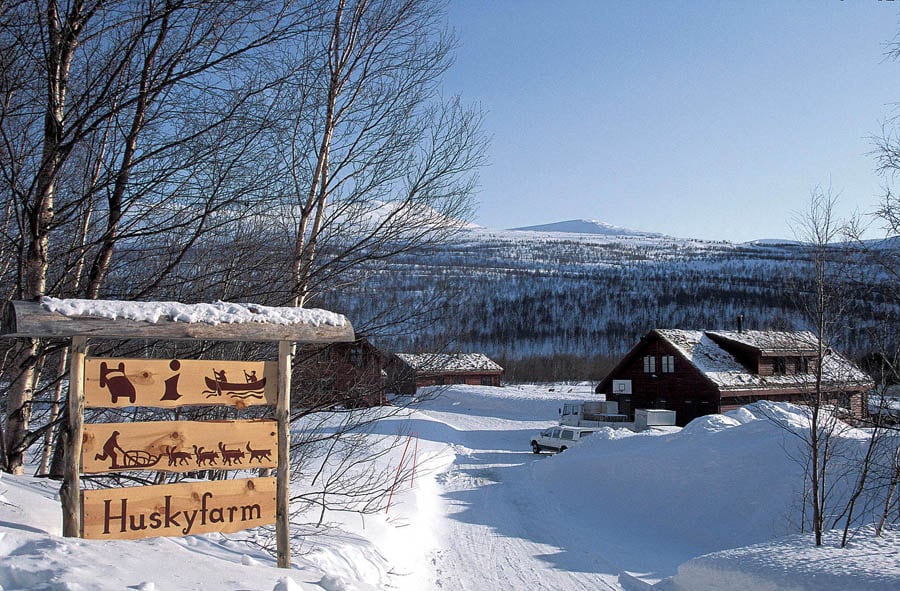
[62,336,86,537]
[276,340,292,568]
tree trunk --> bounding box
[37,350,68,476]
[5,0,84,474]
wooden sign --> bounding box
[84,358,277,408]
[81,477,276,540]
[81,420,277,474]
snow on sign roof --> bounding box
[655,329,871,391]
[41,297,347,327]
[1,298,355,343]
[395,353,503,373]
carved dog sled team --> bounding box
[95,430,274,470]
[163,441,273,467]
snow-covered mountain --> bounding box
[510,218,664,238]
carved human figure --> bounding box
[94,431,126,468]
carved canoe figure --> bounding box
[203,369,266,399]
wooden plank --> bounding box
[83,358,278,408]
[276,341,292,568]
[81,478,276,540]
[62,336,86,537]
[1,299,355,343]
[81,420,277,474]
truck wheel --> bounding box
[531,441,540,454]
[559,446,567,452]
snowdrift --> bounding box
[526,399,899,589]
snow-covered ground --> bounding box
[1,384,898,590]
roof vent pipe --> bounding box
[737,314,744,334]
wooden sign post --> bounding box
[0,300,354,570]
[62,336,86,538]
[277,341,292,568]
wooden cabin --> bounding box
[387,353,503,395]
[294,338,387,408]
[596,329,873,426]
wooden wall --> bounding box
[602,333,719,426]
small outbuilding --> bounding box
[387,352,503,394]
[595,329,873,426]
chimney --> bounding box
[737,314,744,334]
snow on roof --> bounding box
[655,329,871,391]
[42,297,348,327]
[394,352,503,373]
[706,330,819,353]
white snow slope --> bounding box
[1,384,898,590]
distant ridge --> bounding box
[509,218,664,238]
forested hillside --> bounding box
[318,226,899,381]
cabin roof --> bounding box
[655,329,871,391]
[705,329,819,355]
[393,352,503,373]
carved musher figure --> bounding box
[94,431,126,469]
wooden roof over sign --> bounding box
[1,298,355,343]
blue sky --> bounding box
[441,1,900,242]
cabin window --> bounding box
[349,347,363,367]
[643,355,656,373]
[318,347,332,363]
[481,376,493,386]
[773,357,787,375]
[799,357,810,374]
[661,355,675,373]
[838,392,851,410]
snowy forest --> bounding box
[321,226,900,381]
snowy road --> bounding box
[415,390,625,591]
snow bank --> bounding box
[522,400,898,588]
[530,403,803,559]
[0,436,416,591]
[668,527,900,591]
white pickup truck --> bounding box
[530,425,595,454]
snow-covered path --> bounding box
[414,387,624,590]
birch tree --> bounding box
[789,187,856,546]
[263,0,486,309]
[0,0,315,473]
